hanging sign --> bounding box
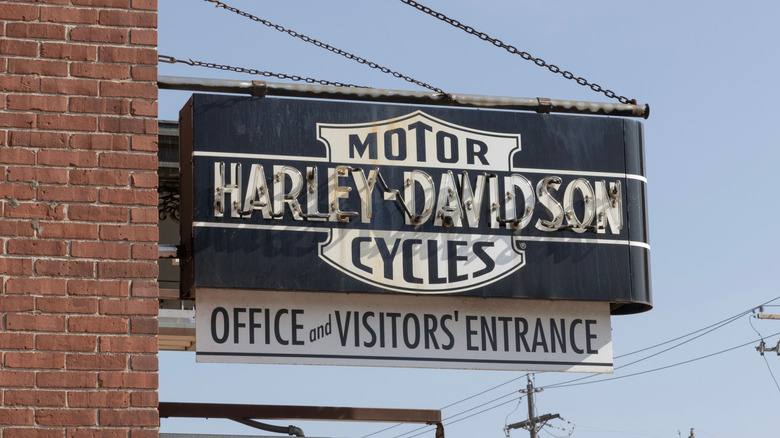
[179,94,651,314]
[195,289,613,372]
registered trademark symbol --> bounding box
[520,242,527,250]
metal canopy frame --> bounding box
[159,402,444,438]
[158,75,649,119]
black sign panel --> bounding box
[180,94,651,314]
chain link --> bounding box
[158,55,370,88]
[400,0,636,104]
[203,0,449,96]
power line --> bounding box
[544,331,780,390]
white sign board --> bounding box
[196,289,612,372]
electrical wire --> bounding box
[749,315,780,392]
[544,331,780,389]
[543,297,780,389]
[365,298,780,438]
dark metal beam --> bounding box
[158,75,649,119]
[159,402,441,424]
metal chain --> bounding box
[399,0,636,104]
[202,0,449,96]
[158,55,369,88]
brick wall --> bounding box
[0,0,159,436]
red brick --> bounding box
[99,298,156,316]
[0,408,34,426]
[97,372,156,389]
[36,260,94,277]
[99,46,156,65]
[0,220,35,237]
[129,65,156,82]
[68,279,129,297]
[38,185,98,203]
[0,3,39,21]
[68,205,128,222]
[37,222,98,240]
[7,58,68,77]
[68,391,129,408]
[73,0,131,7]
[8,164,69,182]
[132,0,157,11]
[129,28,156,46]
[6,22,66,40]
[5,203,66,220]
[38,150,98,167]
[99,336,155,353]
[70,133,129,150]
[36,409,96,427]
[72,241,130,259]
[99,188,156,206]
[38,114,97,132]
[40,7,99,24]
[0,370,35,388]
[69,26,128,44]
[98,408,156,427]
[130,243,156,260]
[99,81,156,99]
[97,261,157,279]
[7,94,67,112]
[6,314,66,332]
[36,296,98,314]
[0,75,38,93]
[70,63,130,80]
[5,277,67,295]
[8,239,67,256]
[37,334,98,352]
[0,148,35,165]
[99,10,156,28]
[0,112,35,128]
[99,225,157,242]
[41,43,97,61]
[4,390,66,407]
[37,371,96,389]
[4,428,65,438]
[130,391,156,408]
[0,333,35,350]
[40,77,99,96]
[0,182,35,200]
[129,355,157,371]
[69,316,128,334]
[129,100,156,117]
[66,354,126,371]
[99,116,155,134]
[129,207,156,224]
[8,131,68,148]
[68,429,126,438]
[4,352,66,370]
[0,39,39,57]
[129,135,156,152]
[129,317,157,334]
[69,96,130,115]
[0,257,33,275]
[130,281,157,298]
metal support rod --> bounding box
[158,244,179,258]
[158,75,649,119]
[159,402,441,424]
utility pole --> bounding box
[755,307,780,356]
[505,375,560,438]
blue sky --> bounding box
[157,1,780,437]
